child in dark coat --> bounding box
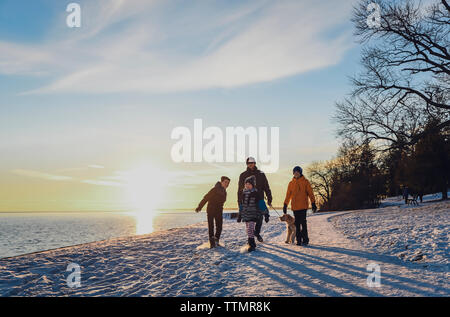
[196,176,230,248]
[237,175,267,252]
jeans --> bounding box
[293,210,309,244]
[207,212,223,240]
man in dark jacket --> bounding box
[237,157,272,242]
[196,176,230,248]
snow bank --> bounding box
[331,200,449,272]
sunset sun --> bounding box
[123,164,170,234]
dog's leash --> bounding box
[270,205,282,217]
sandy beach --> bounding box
[1,200,448,297]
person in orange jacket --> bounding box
[283,166,317,246]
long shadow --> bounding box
[247,249,383,296]
[246,255,342,296]
[184,243,318,297]
[238,260,318,297]
[263,245,396,289]
[262,244,449,296]
[306,245,449,292]
[302,252,449,296]
[213,245,345,296]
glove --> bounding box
[311,202,317,213]
[237,215,242,223]
[239,204,243,212]
[267,198,272,207]
[264,214,270,223]
[195,207,201,213]
[283,204,287,214]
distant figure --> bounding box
[196,176,230,248]
[419,190,424,203]
[237,157,272,243]
[237,175,266,252]
[402,186,409,204]
[283,166,317,246]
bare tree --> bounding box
[335,94,425,151]
[306,141,385,211]
[337,0,450,150]
[307,161,334,207]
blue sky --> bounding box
[0,0,363,211]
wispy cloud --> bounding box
[1,0,354,95]
[81,179,123,187]
[10,167,122,187]
[11,169,73,181]
[88,164,105,169]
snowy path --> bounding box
[1,204,448,296]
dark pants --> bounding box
[207,212,223,240]
[254,216,263,237]
[294,210,309,244]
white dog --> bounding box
[279,214,296,244]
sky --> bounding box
[0,0,363,212]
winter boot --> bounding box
[214,237,220,247]
[247,238,256,252]
[255,234,264,243]
[209,237,216,248]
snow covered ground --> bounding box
[331,200,449,272]
[0,201,448,297]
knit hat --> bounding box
[293,166,303,175]
[246,157,256,164]
[244,175,256,187]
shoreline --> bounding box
[0,210,307,260]
[0,211,239,260]
[0,219,213,261]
